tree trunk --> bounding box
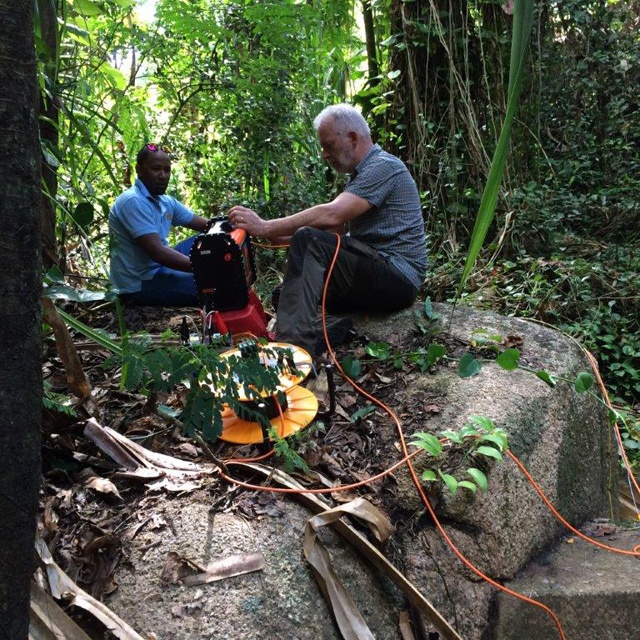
[360,0,382,129]
[0,1,43,637]
[388,0,511,241]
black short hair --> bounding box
[136,144,156,167]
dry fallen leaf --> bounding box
[160,552,205,585]
[77,468,122,500]
[504,334,524,349]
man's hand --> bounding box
[228,205,268,237]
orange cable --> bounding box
[507,449,640,557]
[583,350,640,500]
[219,448,423,493]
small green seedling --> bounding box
[410,415,508,495]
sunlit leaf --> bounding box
[496,348,520,371]
[479,433,508,451]
[74,0,103,17]
[466,468,488,491]
[468,415,495,431]
[410,432,443,456]
[439,429,464,444]
[421,469,437,482]
[439,471,458,494]
[457,480,477,493]
[476,445,503,461]
[365,341,390,360]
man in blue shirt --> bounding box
[109,144,210,306]
[228,104,428,356]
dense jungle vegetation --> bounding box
[37,0,639,460]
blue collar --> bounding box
[135,178,159,201]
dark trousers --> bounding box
[275,227,418,355]
[119,235,200,307]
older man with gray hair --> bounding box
[228,103,427,356]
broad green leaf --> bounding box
[421,469,437,482]
[427,343,446,365]
[350,405,376,422]
[468,415,495,431]
[365,341,390,360]
[458,352,482,378]
[458,424,480,438]
[574,372,595,393]
[479,433,508,451]
[466,468,488,491]
[439,471,458,495]
[496,348,520,371]
[476,445,503,461]
[439,429,464,445]
[74,0,103,16]
[457,480,477,493]
[536,370,557,387]
[410,432,443,457]
[340,355,362,378]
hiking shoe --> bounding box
[313,314,354,355]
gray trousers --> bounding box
[275,227,418,355]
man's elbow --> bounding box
[318,205,347,229]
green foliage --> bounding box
[43,381,78,418]
[411,416,508,496]
[458,0,535,295]
[613,407,640,473]
[56,301,299,441]
[458,353,482,378]
[37,0,361,279]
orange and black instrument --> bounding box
[189,219,267,339]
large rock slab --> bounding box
[495,527,640,639]
[353,302,616,638]
[105,302,618,640]
[107,491,404,640]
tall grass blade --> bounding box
[457,0,535,296]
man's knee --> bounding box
[290,226,327,249]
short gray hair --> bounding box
[313,103,371,138]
